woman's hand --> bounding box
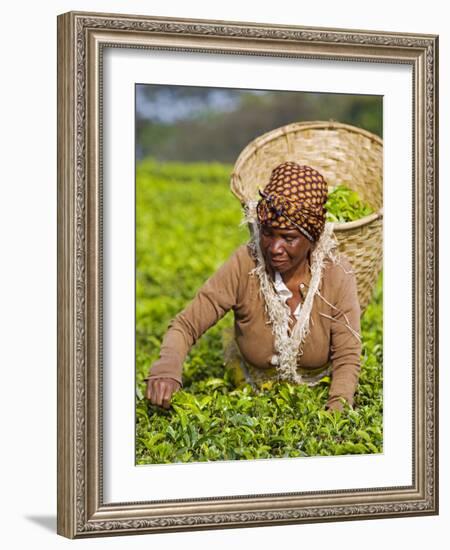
[325,397,348,412]
[146,377,181,409]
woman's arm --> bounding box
[145,245,246,387]
[326,259,362,411]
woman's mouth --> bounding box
[270,257,288,266]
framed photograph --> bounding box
[57,11,438,538]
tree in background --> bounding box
[136,85,382,163]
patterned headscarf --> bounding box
[256,161,328,242]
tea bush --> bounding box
[136,159,383,464]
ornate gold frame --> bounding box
[57,11,439,538]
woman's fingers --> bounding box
[161,381,176,409]
[152,379,164,406]
[145,379,153,401]
[159,379,181,409]
[146,379,158,403]
[146,378,179,409]
[146,379,159,404]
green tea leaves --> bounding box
[325,185,374,223]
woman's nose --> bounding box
[269,238,284,255]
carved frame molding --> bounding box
[57,11,438,538]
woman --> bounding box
[145,161,361,411]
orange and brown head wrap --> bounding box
[256,161,328,242]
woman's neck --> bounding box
[281,261,311,288]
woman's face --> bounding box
[259,224,312,276]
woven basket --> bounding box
[230,121,383,312]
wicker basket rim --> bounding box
[331,208,383,231]
[231,120,383,176]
